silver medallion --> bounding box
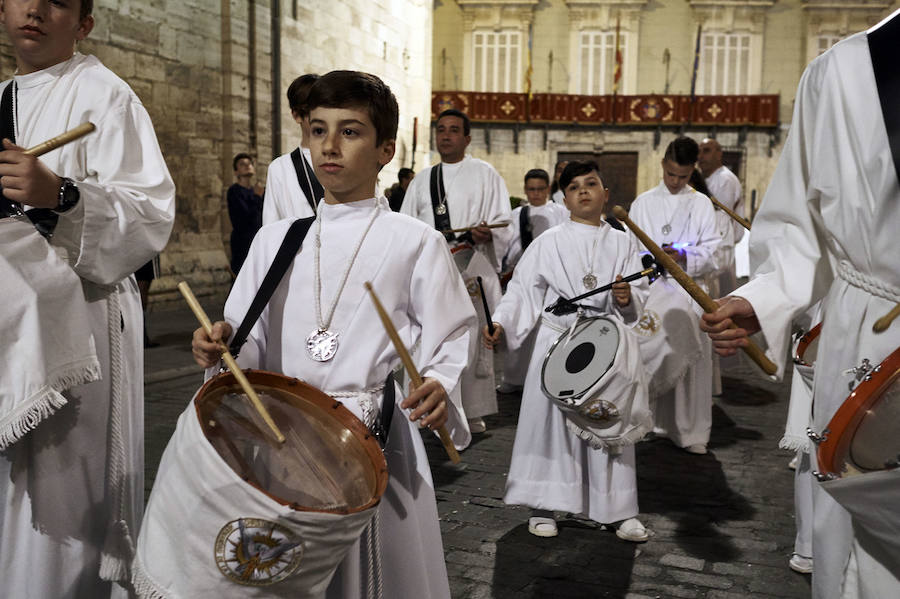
[306,329,339,362]
[435,203,447,215]
[582,273,597,290]
[661,224,672,235]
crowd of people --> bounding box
[0,1,897,598]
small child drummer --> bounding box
[483,161,651,541]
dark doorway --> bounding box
[722,149,744,182]
[558,151,639,214]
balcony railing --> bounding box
[432,91,779,127]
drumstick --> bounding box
[545,267,656,315]
[364,281,462,464]
[873,301,900,333]
[23,122,96,157]
[476,277,495,335]
[442,222,509,234]
[612,205,777,376]
[709,195,751,231]
[177,281,286,444]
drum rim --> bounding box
[818,348,900,477]
[194,369,389,514]
[540,315,620,402]
[793,322,822,367]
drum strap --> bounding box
[371,371,396,448]
[229,216,315,357]
[429,164,454,241]
[519,205,533,250]
[869,13,900,187]
[290,148,322,215]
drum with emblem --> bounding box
[540,316,651,447]
[792,322,822,389]
[133,369,389,598]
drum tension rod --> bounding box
[811,470,836,482]
[806,427,829,445]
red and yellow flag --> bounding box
[612,16,622,94]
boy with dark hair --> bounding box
[628,136,720,455]
[263,72,322,224]
[388,166,414,211]
[0,0,175,595]
[227,152,264,274]
[484,161,650,541]
[140,70,474,598]
[497,167,568,393]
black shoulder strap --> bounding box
[429,164,455,241]
[0,82,20,218]
[519,205,533,249]
[289,148,322,214]
[371,371,396,448]
[229,216,315,356]
[869,14,900,186]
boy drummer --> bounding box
[483,161,651,541]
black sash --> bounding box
[429,164,454,241]
[519,205,533,250]
[868,13,900,186]
[289,148,322,214]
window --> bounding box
[472,29,521,93]
[698,32,751,95]
[578,31,626,95]
[815,34,842,55]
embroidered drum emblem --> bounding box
[215,518,303,586]
[465,277,479,297]
[634,309,661,337]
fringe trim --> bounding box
[779,434,811,454]
[131,556,171,599]
[647,346,702,399]
[565,416,653,450]
[0,357,101,450]
[99,519,135,583]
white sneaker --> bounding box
[496,382,522,394]
[468,417,486,434]
[614,517,649,542]
[528,516,558,537]
[789,554,813,574]
[788,455,799,470]
[685,444,708,455]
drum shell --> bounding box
[134,381,382,598]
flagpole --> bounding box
[611,15,621,124]
[688,23,702,126]
[525,22,534,122]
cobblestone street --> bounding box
[144,305,811,599]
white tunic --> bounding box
[262,146,317,225]
[0,53,175,597]
[705,165,744,296]
[222,198,475,598]
[494,220,648,523]
[629,183,720,448]
[731,28,900,599]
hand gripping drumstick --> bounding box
[873,301,900,333]
[709,195,752,231]
[23,122,96,157]
[177,281,286,444]
[612,205,777,376]
[364,281,462,464]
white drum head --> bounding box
[541,317,620,403]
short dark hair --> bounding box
[307,71,398,146]
[663,137,699,166]
[233,153,252,171]
[398,167,414,182]
[524,168,550,185]
[689,169,712,197]
[286,74,319,117]
[559,161,601,191]
[437,109,471,136]
[80,0,93,20]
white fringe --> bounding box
[100,519,135,582]
[131,556,171,599]
[565,416,653,450]
[779,434,811,454]
[647,346,702,400]
[0,357,101,450]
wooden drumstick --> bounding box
[177,281,286,444]
[442,222,509,234]
[23,122,96,157]
[709,195,752,231]
[612,205,777,376]
[873,301,900,333]
[364,281,462,464]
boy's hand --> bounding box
[612,275,631,307]
[192,321,233,368]
[482,322,503,349]
[471,221,492,244]
[401,377,448,431]
[0,139,63,208]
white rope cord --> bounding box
[838,260,900,303]
[363,509,384,599]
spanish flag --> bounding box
[612,16,622,94]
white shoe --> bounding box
[496,382,522,394]
[685,444,708,455]
[788,455,799,470]
[528,516,558,537]
[614,517,649,543]
[468,417,486,434]
[789,554,813,574]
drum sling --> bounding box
[519,205,533,250]
[290,148,323,215]
[430,164,473,244]
[869,14,900,186]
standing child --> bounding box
[484,161,650,541]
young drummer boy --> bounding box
[483,161,650,541]
[190,71,475,598]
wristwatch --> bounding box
[54,177,80,213]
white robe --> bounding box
[705,165,744,297]
[500,203,569,386]
[402,155,513,421]
[262,147,317,225]
[0,53,175,597]
[218,198,475,598]
[495,220,649,523]
[730,27,900,599]
[629,183,721,448]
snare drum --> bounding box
[541,316,651,447]
[134,370,388,598]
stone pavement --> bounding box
[144,305,812,599]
